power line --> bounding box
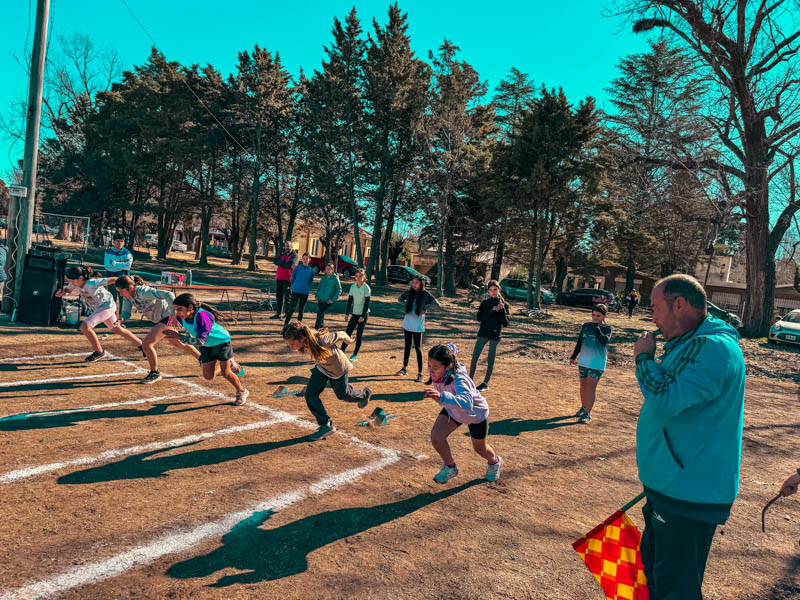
[118,0,249,154]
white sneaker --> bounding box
[234,388,249,406]
[485,456,503,482]
[433,464,458,484]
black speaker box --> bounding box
[18,251,69,326]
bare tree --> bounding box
[611,0,800,335]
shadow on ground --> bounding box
[167,479,485,586]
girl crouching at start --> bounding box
[425,343,502,484]
[282,320,372,441]
[115,275,201,384]
[164,293,248,405]
[55,265,143,362]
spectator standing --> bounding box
[314,263,341,329]
[104,233,133,312]
[633,274,745,600]
[284,253,315,325]
[271,241,298,319]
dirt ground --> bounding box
[1,280,799,600]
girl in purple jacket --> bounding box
[424,344,502,484]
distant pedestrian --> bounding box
[569,304,612,423]
[271,241,298,319]
[626,290,639,318]
[396,276,437,382]
[314,263,341,329]
[468,280,509,392]
[633,274,745,600]
[284,253,315,325]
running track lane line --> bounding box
[0,451,400,600]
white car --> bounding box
[171,240,188,252]
[768,309,800,346]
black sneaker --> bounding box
[84,351,107,362]
[575,407,587,418]
[270,313,282,319]
[358,387,372,409]
[142,371,162,384]
[476,382,489,391]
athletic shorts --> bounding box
[199,341,234,364]
[439,408,489,440]
[83,307,119,330]
[578,366,604,380]
[159,316,170,325]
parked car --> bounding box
[556,288,616,309]
[387,264,431,286]
[768,309,800,346]
[707,301,742,329]
[171,240,188,252]
[307,254,360,276]
[144,233,158,248]
[499,278,555,304]
[206,244,232,259]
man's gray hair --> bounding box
[656,274,708,313]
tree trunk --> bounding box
[491,237,504,281]
[248,173,260,272]
[444,222,457,297]
[554,255,568,292]
[527,222,538,309]
[624,259,636,295]
[347,122,364,267]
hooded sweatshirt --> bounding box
[120,285,175,323]
[432,363,489,425]
[635,316,745,510]
[316,273,342,304]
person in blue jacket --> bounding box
[104,233,133,310]
[284,252,315,325]
[633,274,745,600]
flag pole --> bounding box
[620,491,646,513]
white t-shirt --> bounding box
[349,282,371,315]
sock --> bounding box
[489,457,499,465]
[446,462,455,468]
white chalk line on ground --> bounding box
[0,451,400,600]
[0,351,404,599]
[0,417,292,484]
[0,392,208,421]
[0,352,89,364]
[0,371,140,389]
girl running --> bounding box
[164,293,249,405]
[425,343,502,484]
[115,275,209,384]
[469,280,510,392]
[396,276,437,382]
[569,303,612,423]
[340,267,370,362]
[55,265,144,362]
[282,321,372,441]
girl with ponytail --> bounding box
[164,293,248,405]
[115,275,202,384]
[282,320,372,441]
[55,265,144,362]
[424,343,502,484]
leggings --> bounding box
[469,336,499,384]
[342,314,368,355]
[284,292,308,325]
[403,329,423,372]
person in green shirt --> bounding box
[314,263,342,329]
[340,268,370,362]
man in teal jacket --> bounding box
[314,262,341,329]
[633,274,745,600]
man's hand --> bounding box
[634,331,656,357]
[780,472,800,497]
[358,316,365,323]
[55,289,65,298]
[424,388,440,402]
[327,299,333,304]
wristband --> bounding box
[635,352,654,365]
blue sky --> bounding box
[0,0,653,180]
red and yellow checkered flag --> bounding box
[572,493,649,600]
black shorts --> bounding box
[159,317,171,325]
[438,408,489,440]
[199,341,234,364]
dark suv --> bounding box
[556,288,616,308]
[387,264,431,286]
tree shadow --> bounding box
[265,375,309,386]
[1,377,150,395]
[166,479,485,586]
[58,433,313,484]
[484,416,578,437]
[0,402,226,431]
[242,361,301,369]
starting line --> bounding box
[0,351,404,599]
